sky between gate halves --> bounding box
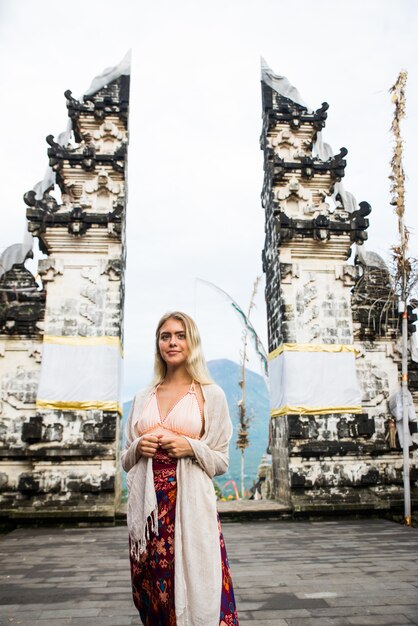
[0,0,417,400]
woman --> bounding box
[122,311,239,626]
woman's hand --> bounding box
[159,433,195,459]
[137,434,160,459]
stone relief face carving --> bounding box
[76,168,123,213]
[57,168,124,213]
[274,176,342,220]
[61,180,84,205]
[268,129,311,161]
[276,176,312,211]
[92,121,125,154]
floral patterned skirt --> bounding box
[129,449,239,626]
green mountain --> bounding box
[121,359,270,493]
[206,359,270,492]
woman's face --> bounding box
[158,318,190,367]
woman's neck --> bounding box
[163,365,192,386]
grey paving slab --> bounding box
[0,519,417,625]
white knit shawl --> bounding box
[121,383,233,626]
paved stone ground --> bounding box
[0,519,417,626]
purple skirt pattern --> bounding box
[129,449,239,626]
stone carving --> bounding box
[47,134,97,173]
[334,264,357,286]
[275,175,312,209]
[20,415,64,444]
[1,367,39,408]
[259,69,417,513]
[82,413,117,442]
[268,130,311,160]
[270,148,348,184]
[292,272,353,344]
[78,267,120,333]
[260,87,329,134]
[38,258,64,282]
[356,359,390,406]
[24,187,59,214]
[352,251,398,341]
[92,121,125,153]
[44,422,64,442]
[100,259,122,281]
[0,73,129,521]
[65,75,130,129]
[256,454,273,499]
[21,415,43,443]
[0,265,46,335]
[81,168,122,212]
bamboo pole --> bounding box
[237,277,261,498]
[389,70,411,526]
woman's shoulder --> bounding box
[201,382,227,402]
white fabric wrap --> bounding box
[269,348,362,414]
[121,383,232,626]
[388,389,417,449]
[0,240,34,279]
[36,338,123,410]
[411,333,418,364]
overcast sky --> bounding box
[0,0,417,400]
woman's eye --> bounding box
[177,333,185,340]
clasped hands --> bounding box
[137,432,194,459]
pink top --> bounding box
[134,380,203,440]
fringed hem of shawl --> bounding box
[129,506,159,562]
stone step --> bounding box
[116,499,292,522]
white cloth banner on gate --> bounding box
[388,389,417,449]
[36,335,123,413]
[268,344,362,417]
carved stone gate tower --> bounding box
[261,62,418,513]
[0,67,130,521]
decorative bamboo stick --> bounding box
[237,276,261,498]
[389,70,411,526]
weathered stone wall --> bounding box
[0,261,45,512]
[279,261,357,345]
[260,74,418,512]
[38,256,123,338]
[0,75,129,521]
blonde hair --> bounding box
[152,311,213,385]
